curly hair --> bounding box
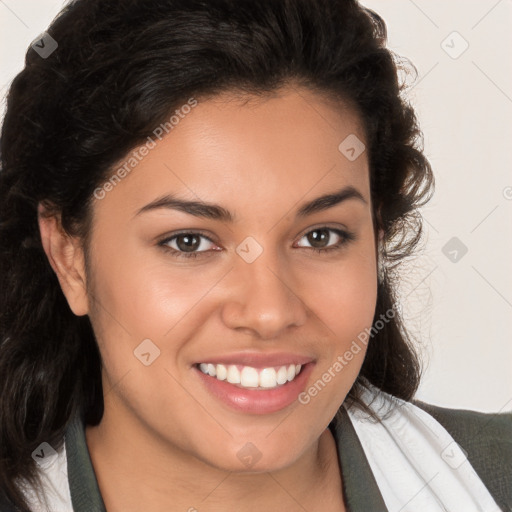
[0,0,434,509]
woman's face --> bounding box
[80,86,378,471]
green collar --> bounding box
[330,407,388,511]
[65,407,387,511]
[65,411,107,512]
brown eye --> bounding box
[295,227,355,254]
[174,234,202,252]
[305,228,332,249]
[159,231,217,259]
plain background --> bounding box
[0,0,511,412]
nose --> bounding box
[220,249,308,340]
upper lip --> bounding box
[194,352,315,369]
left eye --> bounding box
[158,227,355,259]
[294,227,355,253]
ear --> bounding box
[37,202,90,316]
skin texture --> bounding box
[38,85,379,511]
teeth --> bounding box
[276,366,288,385]
[216,364,227,381]
[198,363,303,389]
[207,363,216,377]
[240,367,259,387]
[286,364,295,382]
[259,368,277,388]
[226,365,241,384]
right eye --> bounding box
[158,231,220,259]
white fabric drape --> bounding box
[345,384,502,512]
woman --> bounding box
[0,0,510,511]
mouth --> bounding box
[193,355,315,415]
[197,362,303,390]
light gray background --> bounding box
[1,0,511,412]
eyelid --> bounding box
[295,222,350,239]
[157,228,217,244]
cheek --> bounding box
[303,242,378,341]
[87,233,202,339]
[299,240,378,391]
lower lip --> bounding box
[195,363,315,415]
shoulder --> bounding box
[413,399,512,511]
[412,399,512,453]
[0,438,71,512]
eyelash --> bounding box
[157,227,356,260]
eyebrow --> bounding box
[134,185,367,222]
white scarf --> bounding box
[345,384,502,511]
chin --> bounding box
[195,438,304,474]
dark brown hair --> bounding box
[0,0,433,509]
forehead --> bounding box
[92,86,370,220]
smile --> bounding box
[198,363,302,390]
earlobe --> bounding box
[37,203,90,316]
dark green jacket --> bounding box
[2,401,511,511]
